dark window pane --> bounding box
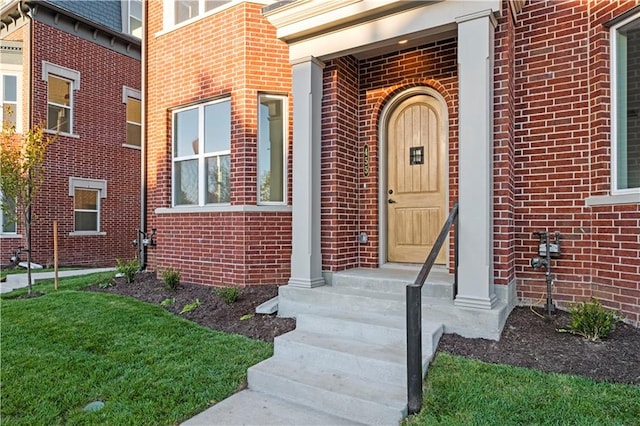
[75,211,98,231]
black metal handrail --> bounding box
[406,200,459,414]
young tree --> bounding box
[1,112,55,294]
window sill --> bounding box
[122,143,142,150]
[0,233,22,239]
[156,205,292,214]
[45,129,80,139]
[69,231,107,237]
[585,192,640,206]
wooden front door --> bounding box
[387,95,446,264]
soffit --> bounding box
[264,0,501,61]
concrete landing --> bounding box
[181,390,365,426]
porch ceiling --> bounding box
[264,0,501,61]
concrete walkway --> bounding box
[0,267,115,293]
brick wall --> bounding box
[3,20,141,267]
[515,0,640,324]
[145,1,292,286]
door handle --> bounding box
[388,198,397,204]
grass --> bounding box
[2,273,639,425]
[405,352,640,425]
[0,273,272,425]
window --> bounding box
[612,12,640,193]
[47,75,72,133]
[2,74,17,129]
[129,0,143,38]
[172,99,231,206]
[1,193,16,234]
[74,189,99,232]
[123,87,142,147]
[169,0,233,26]
[258,94,287,204]
[42,62,80,135]
[68,177,106,234]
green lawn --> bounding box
[406,352,640,425]
[0,276,272,425]
[2,274,639,425]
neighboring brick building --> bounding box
[144,0,639,325]
[1,0,142,267]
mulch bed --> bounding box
[88,272,640,386]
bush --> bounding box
[116,258,139,284]
[162,267,181,290]
[216,286,241,305]
[568,298,619,341]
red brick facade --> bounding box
[1,11,141,267]
[145,1,639,324]
[145,2,293,286]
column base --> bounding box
[454,293,498,310]
[287,276,326,288]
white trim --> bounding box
[157,0,253,36]
[172,97,231,207]
[44,129,80,138]
[42,61,80,89]
[155,205,292,214]
[122,143,142,150]
[0,233,22,239]
[257,93,288,205]
[585,193,640,206]
[610,11,640,194]
[377,87,449,267]
[1,68,22,133]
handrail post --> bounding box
[406,284,423,414]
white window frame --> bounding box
[160,0,240,33]
[122,0,143,38]
[172,98,231,207]
[1,70,21,132]
[611,11,640,196]
[69,177,107,236]
[42,61,80,137]
[0,191,18,236]
[257,93,287,205]
[122,86,142,149]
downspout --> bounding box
[139,0,147,269]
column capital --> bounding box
[455,9,497,27]
[291,56,326,68]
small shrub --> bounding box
[568,298,619,341]
[216,286,241,305]
[98,279,114,289]
[162,267,181,290]
[180,299,201,314]
[160,297,175,306]
[116,258,139,284]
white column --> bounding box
[288,56,326,288]
[455,11,498,309]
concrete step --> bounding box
[272,330,432,387]
[332,267,453,299]
[295,311,443,356]
[248,357,407,425]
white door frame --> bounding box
[378,86,449,267]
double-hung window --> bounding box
[1,74,18,129]
[258,94,287,204]
[47,75,72,134]
[43,62,80,135]
[129,0,143,38]
[611,11,640,193]
[172,99,231,206]
[69,178,106,234]
[123,87,142,148]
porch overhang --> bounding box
[263,0,501,61]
